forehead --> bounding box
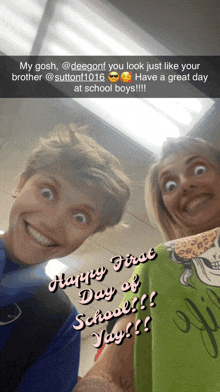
[31,167,105,211]
[159,154,209,179]
[37,163,92,191]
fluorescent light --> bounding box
[146,99,192,125]
[0,230,5,234]
[37,0,215,153]
[39,0,170,55]
[1,0,215,157]
[74,97,215,153]
[0,0,46,55]
[54,5,141,56]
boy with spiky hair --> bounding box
[0,124,130,392]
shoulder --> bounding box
[130,244,169,278]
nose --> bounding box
[41,207,66,233]
[179,175,196,194]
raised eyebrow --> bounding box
[44,177,96,212]
[159,156,206,181]
[75,204,96,214]
[46,178,96,213]
[185,156,205,166]
[46,175,60,188]
[159,170,171,182]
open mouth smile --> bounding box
[182,194,212,214]
[25,222,58,247]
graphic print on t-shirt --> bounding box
[164,228,220,287]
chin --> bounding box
[12,249,50,266]
[186,223,218,236]
[178,213,220,236]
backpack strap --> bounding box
[0,284,73,392]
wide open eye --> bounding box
[41,187,54,200]
[194,165,206,176]
[73,213,87,224]
[165,180,177,192]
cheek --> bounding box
[9,200,26,222]
[213,175,220,192]
[162,194,172,211]
[14,191,38,210]
[65,227,92,246]
[63,234,89,255]
[9,192,40,224]
[162,193,178,216]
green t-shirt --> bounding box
[121,228,220,392]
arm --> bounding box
[74,314,136,392]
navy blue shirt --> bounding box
[0,240,80,391]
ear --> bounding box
[12,174,28,198]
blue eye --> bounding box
[194,165,206,176]
[41,187,54,200]
[165,181,177,192]
[74,213,87,224]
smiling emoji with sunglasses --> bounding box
[108,71,119,82]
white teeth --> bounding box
[185,196,211,213]
[211,261,220,270]
[26,223,56,247]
